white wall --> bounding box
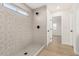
[0,4,33,55]
[73,5,79,54]
[47,9,53,45]
[33,6,47,46]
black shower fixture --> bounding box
[35,8,39,15]
[35,12,39,15]
[24,52,28,55]
[37,25,40,29]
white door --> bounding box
[62,12,74,46]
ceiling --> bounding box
[26,3,79,12]
[47,3,74,12]
[26,3,46,9]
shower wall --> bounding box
[0,4,33,55]
[33,6,47,45]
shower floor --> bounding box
[14,43,45,56]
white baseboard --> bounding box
[33,45,45,56]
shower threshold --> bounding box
[14,43,45,56]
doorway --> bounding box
[52,16,61,45]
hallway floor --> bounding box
[38,36,75,56]
[38,43,75,56]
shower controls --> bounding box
[24,52,28,55]
[35,12,39,15]
[37,25,40,29]
[35,8,39,15]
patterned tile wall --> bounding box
[0,7,33,55]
